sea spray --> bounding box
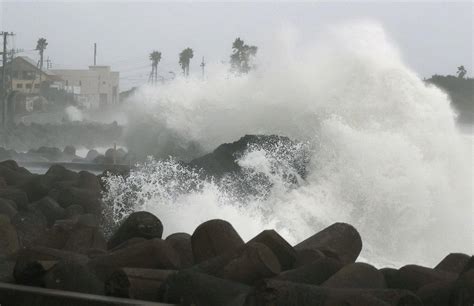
[105,21,472,267]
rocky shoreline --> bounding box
[0,158,472,305]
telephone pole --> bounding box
[1,31,14,129]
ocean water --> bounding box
[104,22,473,268]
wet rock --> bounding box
[294,222,362,265]
[248,229,296,271]
[107,211,163,250]
[166,232,194,268]
[322,262,387,289]
[191,219,244,263]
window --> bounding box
[26,83,32,89]
[34,84,40,89]
[103,81,106,85]
[66,80,68,86]
[12,71,18,78]
[16,83,23,89]
[79,80,82,86]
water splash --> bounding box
[106,21,473,267]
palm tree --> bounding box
[149,50,162,84]
[457,65,467,79]
[230,37,257,74]
[36,38,48,83]
[179,48,194,77]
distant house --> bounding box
[52,66,120,109]
[8,56,60,94]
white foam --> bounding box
[106,21,473,267]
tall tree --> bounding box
[457,65,467,79]
[230,38,257,74]
[149,50,162,84]
[36,38,48,84]
[179,48,194,77]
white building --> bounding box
[52,65,119,109]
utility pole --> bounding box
[94,43,97,66]
[200,56,206,79]
[1,31,14,129]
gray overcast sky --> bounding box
[1,1,473,90]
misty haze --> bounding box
[0,1,472,305]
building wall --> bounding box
[10,58,53,95]
[52,66,120,109]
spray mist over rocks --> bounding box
[109,22,473,267]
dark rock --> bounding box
[416,280,455,306]
[294,222,362,265]
[275,257,343,285]
[88,238,180,281]
[0,215,19,257]
[252,279,422,306]
[43,258,104,295]
[105,268,176,300]
[30,196,65,226]
[248,229,296,271]
[86,149,100,161]
[191,219,244,263]
[65,204,85,219]
[77,171,102,192]
[52,186,102,215]
[13,247,88,286]
[293,248,326,268]
[109,237,147,252]
[11,210,47,248]
[394,264,458,291]
[435,253,471,274]
[166,232,194,268]
[63,145,76,156]
[0,187,29,210]
[158,270,252,306]
[107,211,163,250]
[189,134,307,178]
[63,219,107,254]
[0,198,18,219]
[451,269,474,305]
[322,262,387,289]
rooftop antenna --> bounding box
[200,56,206,79]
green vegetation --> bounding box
[179,48,194,77]
[230,38,258,74]
[426,69,473,123]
